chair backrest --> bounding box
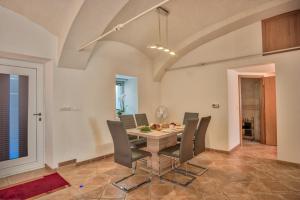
[119,114,136,129]
[107,120,132,168]
[194,116,211,156]
[179,119,199,163]
[135,113,149,126]
[183,112,199,125]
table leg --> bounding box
[146,135,177,176]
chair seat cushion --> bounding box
[130,138,147,149]
[132,149,152,161]
[158,143,180,158]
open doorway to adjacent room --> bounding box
[239,75,277,146]
[227,63,277,158]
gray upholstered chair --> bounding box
[182,112,199,125]
[186,116,211,176]
[159,119,199,186]
[135,113,149,126]
[119,114,147,149]
[107,120,152,192]
[178,112,199,142]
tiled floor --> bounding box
[1,142,300,200]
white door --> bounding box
[0,59,44,177]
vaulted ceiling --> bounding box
[0,0,84,50]
[1,0,299,80]
[105,0,273,59]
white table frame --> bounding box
[127,127,184,176]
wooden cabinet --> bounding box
[262,10,300,54]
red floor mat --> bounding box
[0,172,70,200]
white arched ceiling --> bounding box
[1,0,299,78]
[151,0,300,81]
[58,0,128,69]
[0,0,85,57]
[102,0,300,81]
[105,0,273,60]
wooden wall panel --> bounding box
[264,76,277,146]
[262,10,300,54]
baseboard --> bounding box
[276,159,300,168]
[45,163,54,170]
[76,154,113,166]
[58,159,77,167]
[56,154,114,168]
[205,147,230,154]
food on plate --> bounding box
[139,126,151,132]
[170,122,180,126]
[150,123,160,130]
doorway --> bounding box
[239,75,277,146]
[0,59,44,178]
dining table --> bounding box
[127,125,184,176]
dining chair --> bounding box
[185,116,211,176]
[135,113,149,126]
[119,114,147,148]
[107,120,152,192]
[182,112,199,125]
[177,112,199,142]
[158,119,198,186]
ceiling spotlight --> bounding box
[157,46,164,50]
[169,51,176,56]
[164,48,170,52]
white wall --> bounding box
[0,6,160,168]
[227,70,240,150]
[0,6,57,59]
[162,22,300,164]
[52,41,160,166]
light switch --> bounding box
[212,104,220,109]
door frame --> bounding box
[0,58,45,178]
[238,75,265,146]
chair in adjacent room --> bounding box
[158,119,199,186]
[186,116,211,176]
[119,114,147,148]
[135,113,149,126]
[107,120,152,192]
[177,112,199,142]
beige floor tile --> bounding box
[0,141,299,200]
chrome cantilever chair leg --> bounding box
[186,162,208,176]
[112,161,152,192]
[160,156,196,187]
[177,161,208,176]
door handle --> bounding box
[33,113,42,116]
